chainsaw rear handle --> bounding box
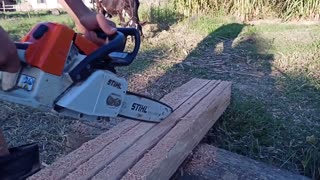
[69,27,141,82]
[107,28,141,67]
[95,27,140,66]
[95,27,141,66]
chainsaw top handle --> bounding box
[69,27,141,82]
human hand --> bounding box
[77,12,117,46]
[0,26,21,73]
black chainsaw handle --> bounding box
[69,28,140,82]
[107,28,141,67]
[95,27,140,66]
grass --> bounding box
[206,97,320,176]
[119,45,170,76]
[0,11,74,40]
[139,4,184,26]
[204,98,282,157]
[1,7,320,179]
[143,9,320,178]
[181,15,320,179]
[170,0,320,21]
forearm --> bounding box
[0,26,20,73]
[58,0,93,32]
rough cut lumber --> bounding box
[29,78,230,180]
[120,81,231,180]
[28,120,140,180]
[64,122,154,180]
[63,79,211,180]
[179,144,310,180]
[92,80,226,180]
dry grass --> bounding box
[0,100,72,164]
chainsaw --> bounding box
[0,22,172,123]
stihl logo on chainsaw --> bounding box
[107,79,121,89]
[17,74,36,91]
[131,103,148,113]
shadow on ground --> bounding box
[133,22,320,179]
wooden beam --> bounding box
[90,80,224,180]
[120,81,231,180]
[29,78,212,180]
[179,144,310,180]
[28,120,140,180]
[66,80,217,180]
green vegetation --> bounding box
[0,11,73,40]
[138,6,320,179]
[171,0,320,21]
[187,19,320,180]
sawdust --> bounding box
[122,170,146,180]
[183,144,217,175]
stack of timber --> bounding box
[28,78,231,180]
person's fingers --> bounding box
[107,20,117,28]
[84,31,105,46]
[84,31,94,42]
[96,13,117,35]
[91,32,105,46]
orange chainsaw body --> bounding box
[20,22,99,76]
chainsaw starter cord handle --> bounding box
[69,28,141,82]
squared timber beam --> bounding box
[29,78,231,180]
